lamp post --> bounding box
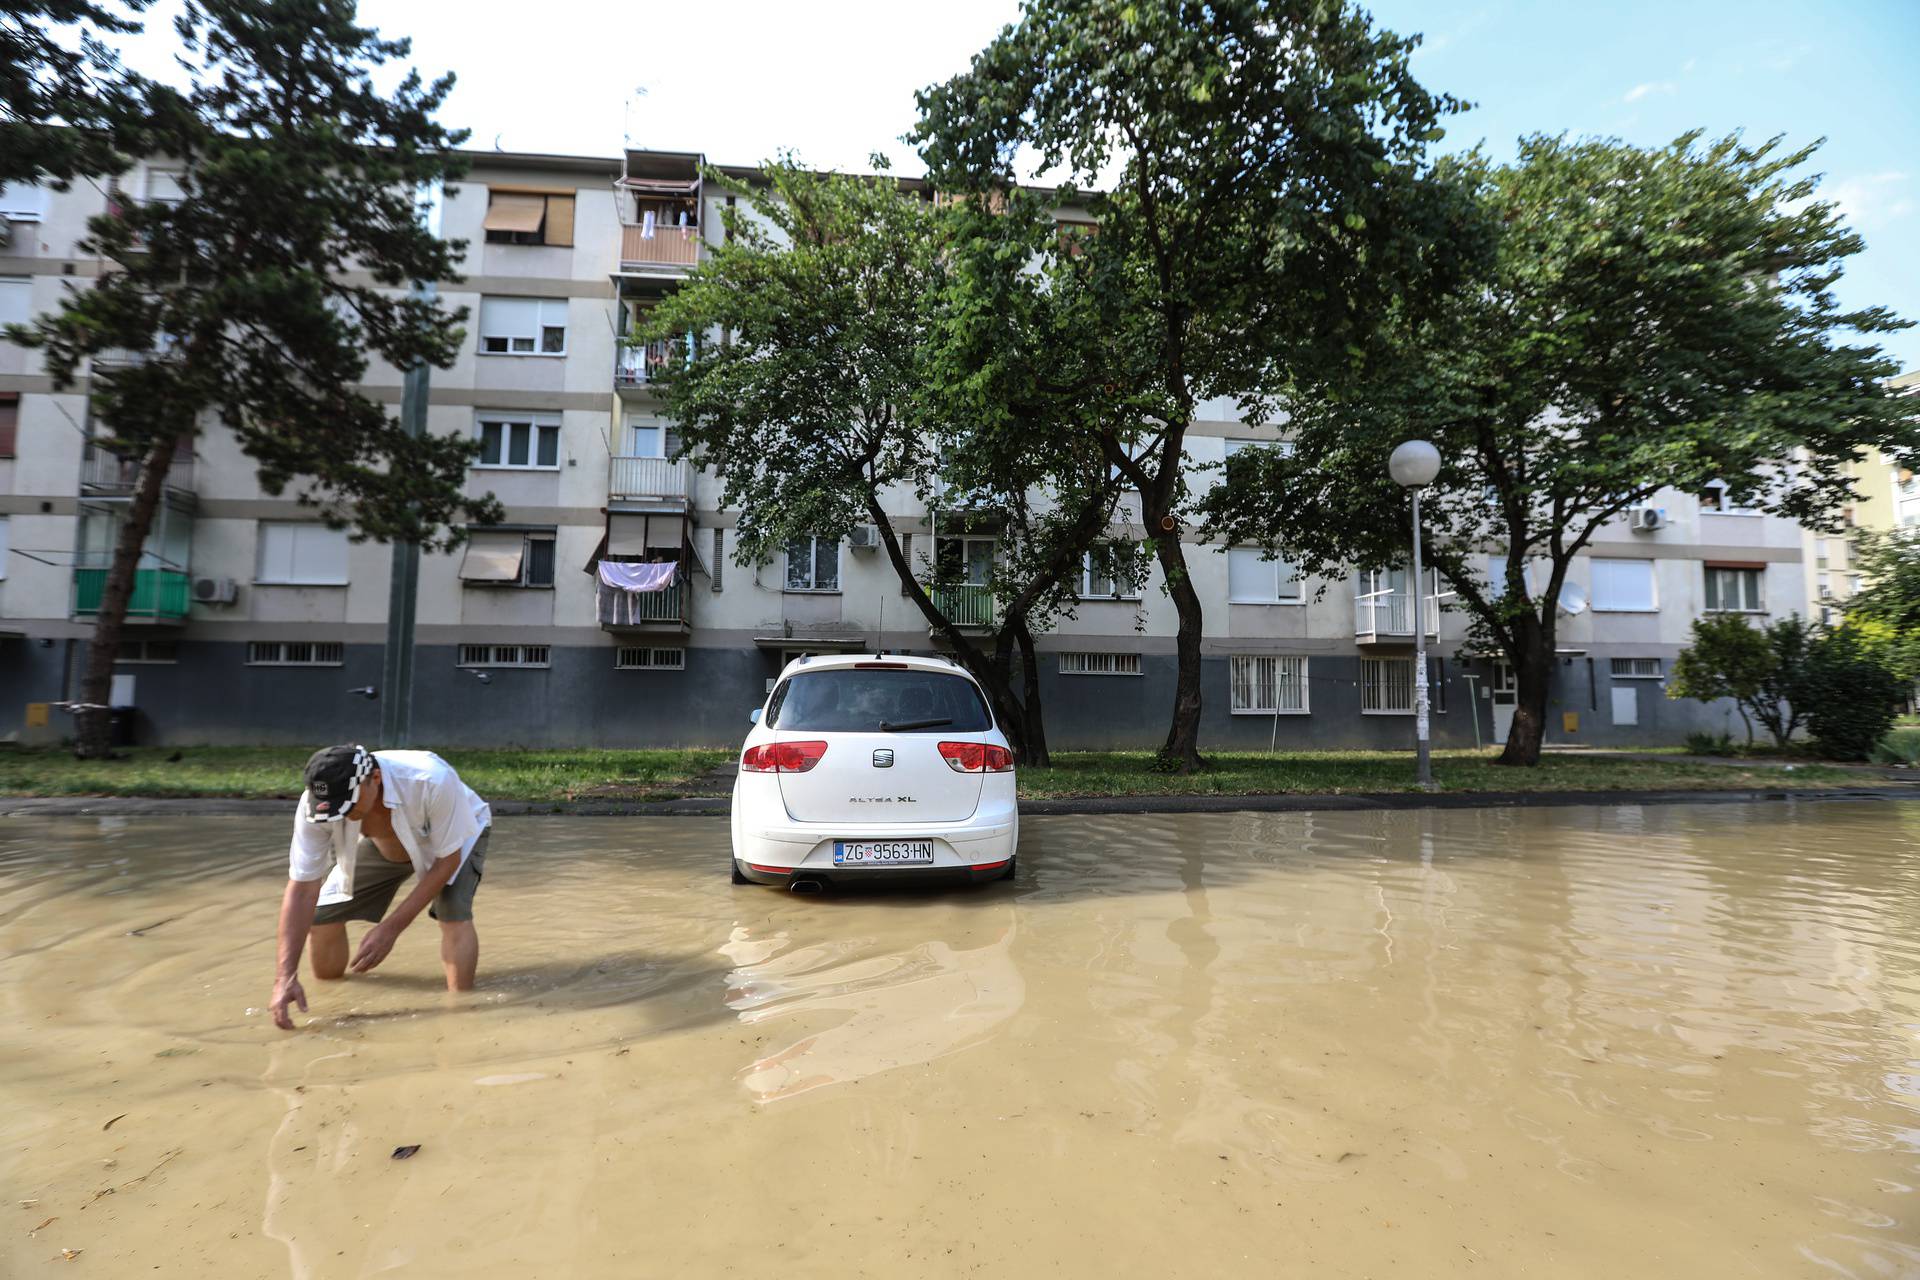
[1389,440,1442,789]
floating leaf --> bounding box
[390,1145,421,1160]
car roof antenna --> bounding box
[875,591,885,659]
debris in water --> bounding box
[29,1215,55,1234]
[61,1248,82,1260]
[127,916,181,936]
[1336,1151,1365,1163]
[102,1114,126,1132]
[154,1047,196,1058]
[391,1145,421,1160]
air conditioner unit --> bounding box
[191,576,238,605]
[846,524,879,551]
[1629,506,1668,532]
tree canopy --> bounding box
[0,0,149,185]
[1207,131,1919,765]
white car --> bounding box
[730,653,1019,891]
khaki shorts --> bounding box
[312,829,488,926]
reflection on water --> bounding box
[4,802,1920,1278]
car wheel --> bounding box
[730,859,750,885]
[998,855,1017,882]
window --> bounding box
[1360,657,1414,714]
[1230,655,1309,714]
[1817,571,1832,599]
[1226,546,1302,603]
[1591,558,1656,612]
[478,296,567,355]
[482,188,575,247]
[1081,543,1144,599]
[1222,439,1294,458]
[116,639,179,664]
[476,412,561,470]
[0,516,8,579]
[1610,657,1663,679]
[935,536,995,585]
[247,641,344,666]
[1699,480,1756,515]
[145,169,186,205]
[1704,565,1764,613]
[0,277,28,329]
[785,534,839,591]
[1059,651,1142,676]
[457,529,556,588]
[711,528,724,593]
[255,522,350,585]
[0,181,48,220]
[767,668,992,733]
[457,644,550,668]
[616,646,685,670]
[0,392,16,457]
[625,416,682,459]
[1485,553,1533,600]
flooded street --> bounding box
[5,802,1920,1278]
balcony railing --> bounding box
[1354,589,1439,643]
[614,338,676,388]
[926,582,994,629]
[608,455,689,502]
[596,577,688,629]
[80,448,195,493]
[619,224,700,270]
[73,567,191,622]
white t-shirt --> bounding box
[288,750,492,906]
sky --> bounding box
[108,0,1919,370]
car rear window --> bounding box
[766,668,993,733]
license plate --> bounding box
[833,840,935,866]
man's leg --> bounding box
[309,922,349,980]
[439,919,478,991]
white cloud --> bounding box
[1823,172,1916,230]
[1623,82,1675,104]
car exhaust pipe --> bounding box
[789,877,826,895]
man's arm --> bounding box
[270,877,326,1030]
[347,851,460,974]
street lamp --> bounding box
[1390,440,1442,790]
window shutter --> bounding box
[0,393,17,458]
[543,194,576,246]
[711,528,724,593]
[901,533,914,594]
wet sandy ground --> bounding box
[4,802,1919,1278]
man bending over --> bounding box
[269,745,492,1030]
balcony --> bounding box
[72,566,191,624]
[618,224,700,272]
[614,338,683,395]
[926,583,994,630]
[80,446,195,495]
[608,455,689,504]
[1354,588,1439,646]
[596,577,688,630]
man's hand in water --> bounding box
[270,975,308,1030]
[350,922,400,974]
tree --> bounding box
[1668,613,1815,749]
[10,0,496,758]
[1207,133,1920,765]
[913,0,1471,771]
[642,161,1124,763]
[1,1,149,185]
[1846,527,1920,631]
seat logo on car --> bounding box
[872,749,895,768]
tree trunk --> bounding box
[1148,512,1204,773]
[1497,619,1554,767]
[1011,615,1050,767]
[74,436,178,759]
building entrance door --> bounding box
[1491,660,1517,744]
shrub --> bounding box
[1870,727,1920,767]
[1683,731,1735,756]
[1802,632,1906,761]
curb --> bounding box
[3,784,1917,820]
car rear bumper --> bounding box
[732,811,1017,884]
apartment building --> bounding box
[0,149,1810,750]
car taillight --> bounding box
[741,741,829,773]
[937,741,1014,773]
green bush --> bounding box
[1871,728,1920,767]
[1684,731,1735,756]
[1802,633,1906,761]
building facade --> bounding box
[0,149,1814,750]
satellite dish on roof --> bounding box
[1558,583,1589,616]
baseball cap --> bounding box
[301,745,375,823]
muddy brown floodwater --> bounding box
[4,802,1920,1277]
